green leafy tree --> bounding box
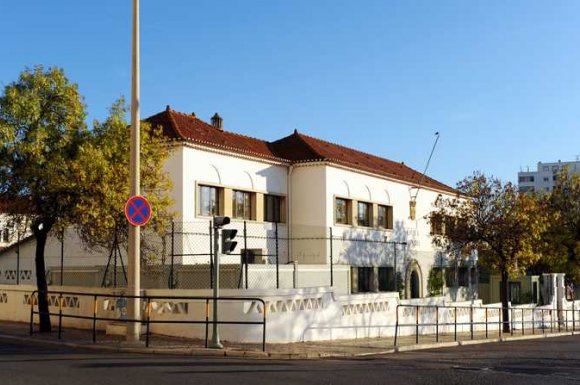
[0,66,88,332]
[432,172,545,331]
[73,99,173,268]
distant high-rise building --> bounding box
[518,159,580,193]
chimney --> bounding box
[211,113,223,130]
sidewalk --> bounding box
[0,321,575,359]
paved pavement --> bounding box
[0,321,577,359]
[2,335,580,385]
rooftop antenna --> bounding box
[413,132,440,201]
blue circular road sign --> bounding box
[124,195,152,226]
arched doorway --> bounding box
[410,270,420,298]
[405,260,423,299]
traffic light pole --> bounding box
[209,224,223,349]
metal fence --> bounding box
[29,289,267,351]
[394,303,580,346]
[2,221,409,291]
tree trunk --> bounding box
[500,269,510,333]
[33,220,54,333]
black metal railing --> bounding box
[29,290,267,351]
[394,303,578,346]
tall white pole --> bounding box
[127,0,141,341]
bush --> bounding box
[428,267,444,296]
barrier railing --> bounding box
[394,302,577,346]
[29,290,267,351]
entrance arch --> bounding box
[410,271,420,298]
[405,260,423,299]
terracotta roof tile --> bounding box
[146,107,285,162]
[272,132,456,194]
[146,108,456,194]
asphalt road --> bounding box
[1,335,580,385]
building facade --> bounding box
[518,159,580,193]
[0,106,470,299]
[147,107,464,298]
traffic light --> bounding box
[213,216,231,227]
[221,229,238,254]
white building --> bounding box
[0,106,467,299]
[146,107,463,298]
[518,159,580,193]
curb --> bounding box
[396,341,458,352]
[0,331,577,360]
[459,338,500,346]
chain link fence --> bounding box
[0,221,412,293]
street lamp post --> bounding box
[127,0,141,342]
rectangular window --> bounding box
[232,190,252,220]
[199,185,220,216]
[335,198,350,224]
[445,268,456,287]
[357,201,372,227]
[458,267,469,287]
[357,267,373,293]
[2,228,9,243]
[509,282,522,304]
[378,267,395,292]
[518,175,535,183]
[377,205,393,229]
[430,214,443,235]
[264,194,282,223]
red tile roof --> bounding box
[272,132,456,194]
[147,107,285,161]
[147,107,456,194]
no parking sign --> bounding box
[124,195,152,226]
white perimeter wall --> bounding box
[3,284,567,344]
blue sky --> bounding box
[2,0,580,186]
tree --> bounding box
[538,169,580,282]
[73,99,173,272]
[432,172,545,332]
[0,66,88,332]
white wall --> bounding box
[4,284,555,344]
[164,145,290,265]
[0,229,110,285]
[322,164,454,296]
[176,145,288,222]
